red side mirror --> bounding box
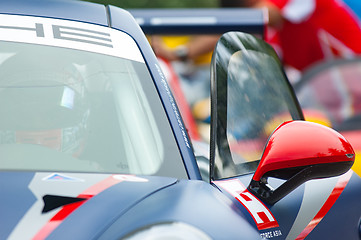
[249,120,355,205]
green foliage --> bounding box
[82,0,220,8]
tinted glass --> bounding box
[0,41,187,179]
[211,32,303,179]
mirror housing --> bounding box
[248,120,355,205]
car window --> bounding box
[0,40,187,179]
[211,32,303,179]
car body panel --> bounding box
[1,173,177,239]
[215,169,361,239]
[304,172,361,239]
[1,1,360,239]
[98,179,261,239]
[0,0,108,26]
[0,172,262,239]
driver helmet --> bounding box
[0,51,90,157]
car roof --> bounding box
[0,0,108,26]
[0,0,148,46]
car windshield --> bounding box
[0,39,186,178]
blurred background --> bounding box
[82,0,219,8]
[79,0,361,159]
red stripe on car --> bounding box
[295,170,353,239]
[32,175,123,240]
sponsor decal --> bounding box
[260,230,282,239]
[215,179,279,230]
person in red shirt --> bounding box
[273,0,361,71]
[222,0,361,72]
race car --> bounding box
[0,1,359,240]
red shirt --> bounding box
[268,0,361,70]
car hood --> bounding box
[0,171,177,239]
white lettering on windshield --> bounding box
[0,23,113,48]
[0,14,144,62]
[0,23,44,37]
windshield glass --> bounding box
[211,32,303,179]
[0,40,186,178]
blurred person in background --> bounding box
[343,0,361,20]
[231,0,361,129]
[227,0,361,82]
[153,0,361,101]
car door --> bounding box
[210,32,361,239]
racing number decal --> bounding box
[215,179,279,230]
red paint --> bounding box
[216,179,279,230]
[33,175,123,240]
[240,192,252,201]
[295,170,353,239]
[253,121,355,181]
[235,190,279,230]
[340,129,361,151]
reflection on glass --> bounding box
[227,50,292,167]
[0,41,186,179]
[212,32,301,179]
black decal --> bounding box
[53,25,113,48]
[42,194,87,213]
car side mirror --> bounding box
[248,120,355,205]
